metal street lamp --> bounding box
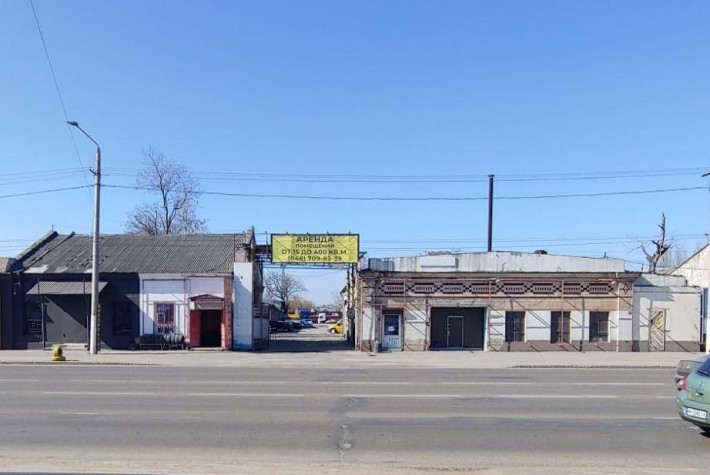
[67,120,101,355]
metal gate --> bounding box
[447,316,464,348]
[649,309,666,352]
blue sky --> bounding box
[1,0,709,304]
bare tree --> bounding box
[289,296,316,313]
[658,245,688,270]
[641,213,671,273]
[330,290,345,309]
[125,147,207,235]
[264,271,307,311]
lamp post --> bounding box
[703,171,710,354]
[67,120,101,355]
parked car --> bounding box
[328,320,343,334]
[270,320,297,333]
[677,356,710,434]
[675,356,709,390]
[301,319,314,328]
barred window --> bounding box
[154,303,176,334]
[24,301,43,335]
[589,312,609,342]
[505,312,525,342]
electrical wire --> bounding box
[0,168,89,186]
[102,183,705,201]
[101,166,708,184]
[28,0,91,198]
[0,185,92,200]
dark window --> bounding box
[551,311,571,343]
[154,303,176,334]
[589,312,609,342]
[24,301,43,335]
[113,303,134,336]
[505,312,525,342]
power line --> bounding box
[101,166,707,184]
[103,183,705,201]
[0,168,89,187]
[28,0,91,198]
[361,234,706,245]
[0,185,92,200]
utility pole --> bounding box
[67,121,101,355]
[703,171,710,354]
[487,174,494,252]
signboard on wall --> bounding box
[271,234,359,264]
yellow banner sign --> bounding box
[271,234,359,264]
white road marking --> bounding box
[569,382,666,386]
[41,391,156,396]
[496,395,618,399]
[652,396,676,399]
[0,379,41,382]
[59,412,113,416]
[187,393,305,397]
[347,394,463,398]
[441,382,533,386]
[67,379,290,385]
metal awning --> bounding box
[26,281,108,295]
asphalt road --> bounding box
[0,363,704,474]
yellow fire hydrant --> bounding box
[51,344,66,362]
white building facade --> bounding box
[355,252,702,352]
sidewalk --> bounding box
[0,348,702,369]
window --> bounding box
[551,311,571,343]
[589,312,609,342]
[24,301,43,335]
[113,303,134,336]
[154,303,176,334]
[505,312,525,342]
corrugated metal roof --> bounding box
[15,232,252,274]
[26,281,109,295]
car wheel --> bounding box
[329,328,336,334]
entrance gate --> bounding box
[649,309,666,352]
[382,314,402,350]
